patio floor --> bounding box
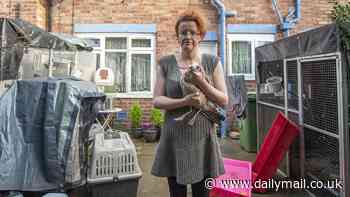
[134,136,310,197]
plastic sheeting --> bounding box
[0,18,93,51]
[0,18,93,81]
[0,78,104,191]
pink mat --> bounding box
[210,158,252,197]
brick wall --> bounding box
[0,0,48,30]
[50,0,218,58]
[225,0,349,35]
[112,98,154,128]
[36,0,48,30]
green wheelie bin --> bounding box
[240,93,257,152]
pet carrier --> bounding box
[87,131,142,197]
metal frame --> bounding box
[283,58,290,176]
[336,54,347,197]
[303,123,339,139]
[340,51,350,197]
[284,58,289,117]
[256,61,261,151]
[0,27,4,81]
[299,53,340,61]
[288,108,299,114]
[257,101,285,111]
[297,57,305,178]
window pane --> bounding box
[105,52,127,93]
[131,54,151,91]
[96,53,100,69]
[231,41,252,74]
[132,39,151,48]
[106,37,127,49]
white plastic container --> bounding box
[88,131,142,184]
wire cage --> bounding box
[255,24,350,197]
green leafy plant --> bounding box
[129,102,143,128]
[331,1,350,49]
[150,108,164,128]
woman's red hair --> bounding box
[175,10,207,39]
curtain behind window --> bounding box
[106,37,127,49]
[131,54,151,91]
[132,39,151,48]
[106,52,126,92]
[232,41,252,74]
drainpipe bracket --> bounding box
[289,18,300,24]
[225,10,237,17]
[281,22,294,31]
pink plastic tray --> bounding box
[210,158,252,197]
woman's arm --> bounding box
[194,62,228,107]
[152,64,202,110]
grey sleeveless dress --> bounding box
[151,54,225,185]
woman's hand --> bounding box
[193,61,228,107]
[184,65,205,87]
[183,92,205,108]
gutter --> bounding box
[272,0,301,37]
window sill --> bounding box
[227,74,256,80]
[105,92,153,99]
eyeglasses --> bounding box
[179,30,201,38]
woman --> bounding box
[151,10,228,197]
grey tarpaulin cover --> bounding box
[0,78,104,191]
[226,75,248,119]
[0,17,93,81]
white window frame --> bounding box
[227,34,275,80]
[75,33,156,98]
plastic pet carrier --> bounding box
[88,131,142,197]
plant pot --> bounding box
[156,126,161,141]
[143,128,158,143]
[133,128,143,139]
